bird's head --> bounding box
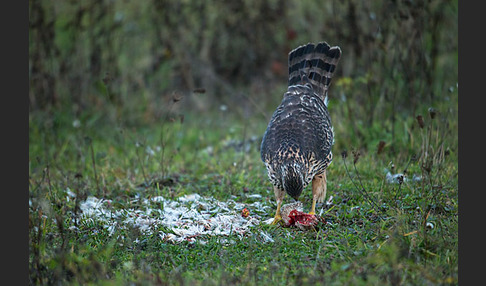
[281,163,304,200]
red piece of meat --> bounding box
[286,210,319,227]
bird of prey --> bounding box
[260,42,341,224]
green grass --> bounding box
[29,90,458,285]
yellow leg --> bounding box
[310,198,317,215]
[310,170,327,215]
[271,200,283,225]
[271,186,285,224]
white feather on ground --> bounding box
[77,193,274,243]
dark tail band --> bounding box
[288,42,341,99]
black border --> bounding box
[6,0,29,283]
[458,1,479,285]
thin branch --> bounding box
[342,152,385,221]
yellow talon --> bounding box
[271,215,282,225]
[271,198,283,225]
[310,199,317,215]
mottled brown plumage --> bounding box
[260,42,341,223]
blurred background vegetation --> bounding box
[29,0,457,152]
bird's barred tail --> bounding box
[288,42,341,103]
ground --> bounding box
[29,97,458,284]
